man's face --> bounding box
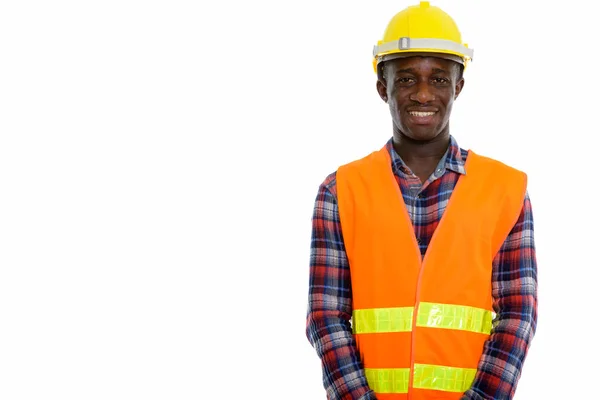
[376,56,464,142]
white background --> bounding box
[0,0,597,399]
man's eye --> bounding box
[433,78,449,84]
[396,77,414,84]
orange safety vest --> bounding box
[336,146,527,400]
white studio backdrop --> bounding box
[0,0,597,399]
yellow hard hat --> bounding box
[372,1,473,73]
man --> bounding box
[305,2,537,400]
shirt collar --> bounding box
[386,135,466,176]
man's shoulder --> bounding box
[338,149,383,174]
[319,170,338,195]
[318,149,383,193]
[469,150,526,176]
[468,150,528,194]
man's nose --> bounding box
[410,82,435,103]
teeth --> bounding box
[409,111,436,117]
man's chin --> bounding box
[403,130,442,143]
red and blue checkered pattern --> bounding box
[306,136,538,400]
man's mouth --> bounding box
[406,110,438,125]
[408,111,437,117]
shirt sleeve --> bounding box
[463,191,538,399]
[305,172,377,400]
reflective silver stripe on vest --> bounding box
[353,303,494,334]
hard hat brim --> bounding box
[379,51,465,66]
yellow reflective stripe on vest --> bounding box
[413,364,477,392]
[352,307,413,334]
[365,364,476,394]
[416,302,494,334]
[353,303,493,335]
[364,368,410,393]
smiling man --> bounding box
[306,2,538,400]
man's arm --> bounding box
[306,173,376,400]
[463,191,538,399]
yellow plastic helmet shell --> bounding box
[372,1,473,73]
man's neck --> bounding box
[392,133,450,164]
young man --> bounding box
[306,2,538,399]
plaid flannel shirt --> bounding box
[306,136,538,400]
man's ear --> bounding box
[376,79,388,103]
[454,78,465,99]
